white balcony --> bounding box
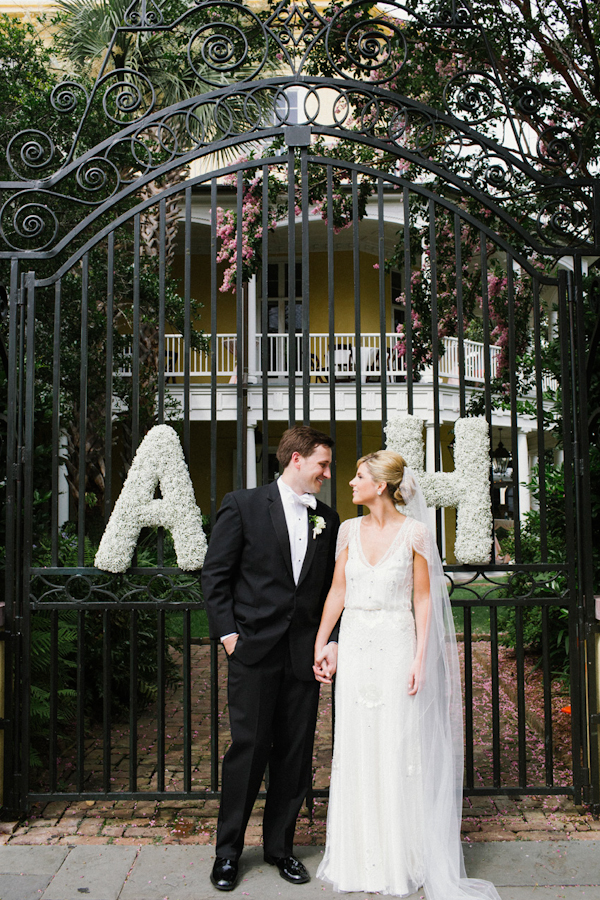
[156,333,556,392]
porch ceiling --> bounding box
[173,217,403,258]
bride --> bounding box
[313,451,500,900]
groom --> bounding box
[202,425,340,891]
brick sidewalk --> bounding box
[2,792,599,847]
[2,643,598,846]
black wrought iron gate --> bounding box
[1,0,600,814]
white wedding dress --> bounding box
[317,514,500,900]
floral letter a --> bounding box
[385,414,492,565]
[95,425,207,573]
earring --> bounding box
[377,489,383,495]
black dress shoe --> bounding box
[264,853,310,885]
[211,857,238,891]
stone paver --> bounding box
[118,844,214,900]
[0,845,69,872]
[39,845,137,900]
[1,842,599,900]
[463,841,600,885]
[0,874,54,900]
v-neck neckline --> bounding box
[357,516,408,568]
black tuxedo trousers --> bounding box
[201,482,339,859]
[218,633,320,859]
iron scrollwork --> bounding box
[1,0,598,258]
[30,568,204,607]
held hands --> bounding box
[313,642,338,684]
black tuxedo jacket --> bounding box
[201,480,340,681]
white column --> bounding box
[247,274,258,384]
[517,430,530,520]
[246,423,257,489]
[424,422,440,542]
[58,433,69,526]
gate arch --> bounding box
[1,0,598,813]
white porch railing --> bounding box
[125,333,556,391]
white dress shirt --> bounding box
[277,477,315,585]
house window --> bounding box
[263,262,302,334]
[276,86,302,125]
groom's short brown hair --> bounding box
[276,426,334,470]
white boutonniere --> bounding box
[309,514,326,539]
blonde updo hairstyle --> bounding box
[357,450,407,506]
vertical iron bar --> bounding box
[132,216,141,455]
[463,607,474,790]
[104,233,114,524]
[21,271,36,802]
[183,609,192,792]
[102,609,112,793]
[454,213,466,418]
[12,272,26,808]
[352,169,362,462]
[557,269,579,798]
[157,200,166,567]
[428,201,442,550]
[157,198,166,425]
[479,234,493,422]
[480,235,494,559]
[48,610,59,792]
[129,610,138,792]
[182,181,194,787]
[301,147,310,425]
[565,267,586,801]
[78,255,89,566]
[261,165,270,487]
[403,187,413,414]
[236,170,244,489]
[327,166,337,508]
[506,258,521,560]
[51,281,61,565]
[157,609,165,793]
[242,287,249,488]
[572,257,593,803]
[4,260,20,621]
[76,610,86,793]
[4,260,20,808]
[210,179,218,524]
[184,188,192,460]
[287,149,296,428]
[532,278,548,559]
[378,179,387,443]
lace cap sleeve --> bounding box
[335,518,353,560]
[411,519,433,561]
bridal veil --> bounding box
[400,468,500,900]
